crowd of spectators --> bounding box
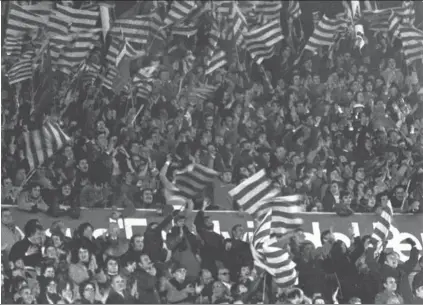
[2,0,423,304]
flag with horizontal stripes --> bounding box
[47,4,99,37]
[229,169,280,216]
[4,36,26,58]
[55,29,101,75]
[82,62,101,85]
[214,1,233,18]
[362,6,412,34]
[172,21,198,37]
[370,200,393,254]
[109,16,151,44]
[303,15,348,55]
[173,163,219,199]
[287,0,301,19]
[250,210,299,288]
[134,81,153,100]
[7,51,34,85]
[6,3,46,37]
[208,18,221,56]
[188,84,217,101]
[100,67,129,93]
[254,1,283,22]
[23,121,71,170]
[205,50,227,75]
[244,19,284,64]
[398,25,423,65]
[389,3,416,37]
[230,4,249,45]
[164,0,196,25]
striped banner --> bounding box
[164,0,196,25]
[23,122,71,170]
[398,25,423,65]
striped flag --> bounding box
[109,16,151,44]
[4,36,26,58]
[205,50,227,75]
[303,15,348,54]
[230,4,249,45]
[215,1,233,18]
[47,4,99,37]
[133,68,154,100]
[208,18,221,56]
[287,0,301,19]
[82,62,101,85]
[23,122,71,170]
[188,84,217,101]
[7,51,34,85]
[55,29,101,75]
[229,169,280,217]
[389,3,416,37]
[244,19,284,64]
[6,3,46,37]
[398,25,423,65]
[254,1,283,22]
[370,200,393,252]
[250,210,299,288]
[100,67,129,93]
[173,163,219,199]
[164,0,196,25]
[172,21,198,37]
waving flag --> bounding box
[172,21,198,37]
[23,122,71,170]
[173,163,219,199]
[6,3,46,37]
[164,1,197,25]
[230,3,249,45]
[205,50,227,75]
[398,25,423,65]
[254,1,283,22]
[229,169,280,216]
[287,0,301,19]
[244,19,284,64]
[7,51,35,85]
[303,15,348,54]
[371,199,393,254]
[250,210,299,288]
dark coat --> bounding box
[134,268,160,304]
[105,289,135,304]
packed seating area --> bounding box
[1,0,423,304]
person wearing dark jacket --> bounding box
[411,270,423,304]
[106,275,135,304]
[143,206,176,263]
[222,224,253,282]
[194,206,225,277]
[9,220,43,269]
[365,238,419,303]
[134,253,161,304]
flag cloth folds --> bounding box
[23,122,71,170]
[244,19,284,64]
[164,0,196,25]
[229,169,280,217]
[398,25,423,65]
[303,15,348,54]
[7,50,34,85]
[370,199,393,250]
[250,210,299,288]
[173,163,219,199]
[287,0,301,19]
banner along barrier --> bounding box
[5,207,423,262]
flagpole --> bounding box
[400,179,412,211]
[262,272,267,303]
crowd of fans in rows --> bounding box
[2,204,423,304]
[2,1,423,304]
